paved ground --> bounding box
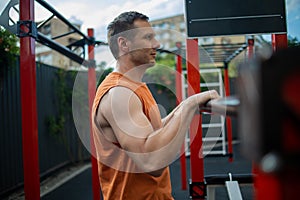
[40,143,254,200]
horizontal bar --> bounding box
[202,123,223,128]
[203,150,226,154]
[36,0,89,41]
[202,137,223,141]
[37,32,90,67]
[200,83,221,87]
[205,173,254,185]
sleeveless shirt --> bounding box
[92,72,173,200]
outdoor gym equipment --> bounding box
[201,96,240,117]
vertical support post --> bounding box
[19,0,40,199]
[272,34,288,52]
[223,62,233,162]
[88,28,101,200]
[247,37,255,59]
[175,42,187,190]
[186,39,205,199]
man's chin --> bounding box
[148,60,156,66]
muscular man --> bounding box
[92,11,219,199]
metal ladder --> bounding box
[182,68,226,157]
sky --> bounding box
[1,0,300,65]
[31,0,300,40]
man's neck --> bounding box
[115,61,149,83]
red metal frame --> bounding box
[247,38,254,59]
[19,0,40,199]
[223,67,233,162]
[87,28,101,200]
[186,38,205,199]
[175,42,187,190]
[272,34,288,51]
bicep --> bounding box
[102,87,154,153]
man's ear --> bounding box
[118,37,129,53]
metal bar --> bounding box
[205,173,253,185]
[88,28,101,200]
[224,66,233,162]
[272,34,288,51]
[175,42,187,190]
[247,38,254,59]
[224,44,247,63]
[19,0,40,199]
[52,30,76,40]
[186,38,205,199]
[36,32,89,67]
[37,14,54,29]
[200,96,240,117]
[35,0,89,41]
[199,43,246,48]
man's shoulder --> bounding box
[100,86,141,113]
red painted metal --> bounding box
[19,0,40,199]
[88,28,101,200]
[186,38,204,199]
[272,34,288,51]
[247,38,254,59]
[223,67,233,162]
[175,42,187,190]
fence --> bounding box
[0,58,90,197]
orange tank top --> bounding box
[92,72,173,200]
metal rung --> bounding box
[203,137,223,142]
[202,123,223,128]
[203,150,226,155]
[200,82,220,87]
[199,68,221,73]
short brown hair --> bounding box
[107,11,149,59]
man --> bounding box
[92,11,219,199]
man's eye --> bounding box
[146,35,152,40]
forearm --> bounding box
[128,98,198,172]
[126,91,219,172]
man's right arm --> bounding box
[98,86,219,172]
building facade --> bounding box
[150,14,247,66]
[36,17,82,69]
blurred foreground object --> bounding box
[237,46,300,199]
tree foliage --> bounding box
[0,26,19,65]
[288,35,300,47]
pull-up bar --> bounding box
[36,0,89,41]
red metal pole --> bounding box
[88,28,101,200]
[19,0,40,199]
[186,38,204,199]
[175,42,187,190]
[247,38,254,59]
[223,64,233,162]
[272,34,288,52]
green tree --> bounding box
[0,26,19,65]
[0,26,19,90]
[288,35,300,47]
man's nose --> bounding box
[153,38,161,49]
